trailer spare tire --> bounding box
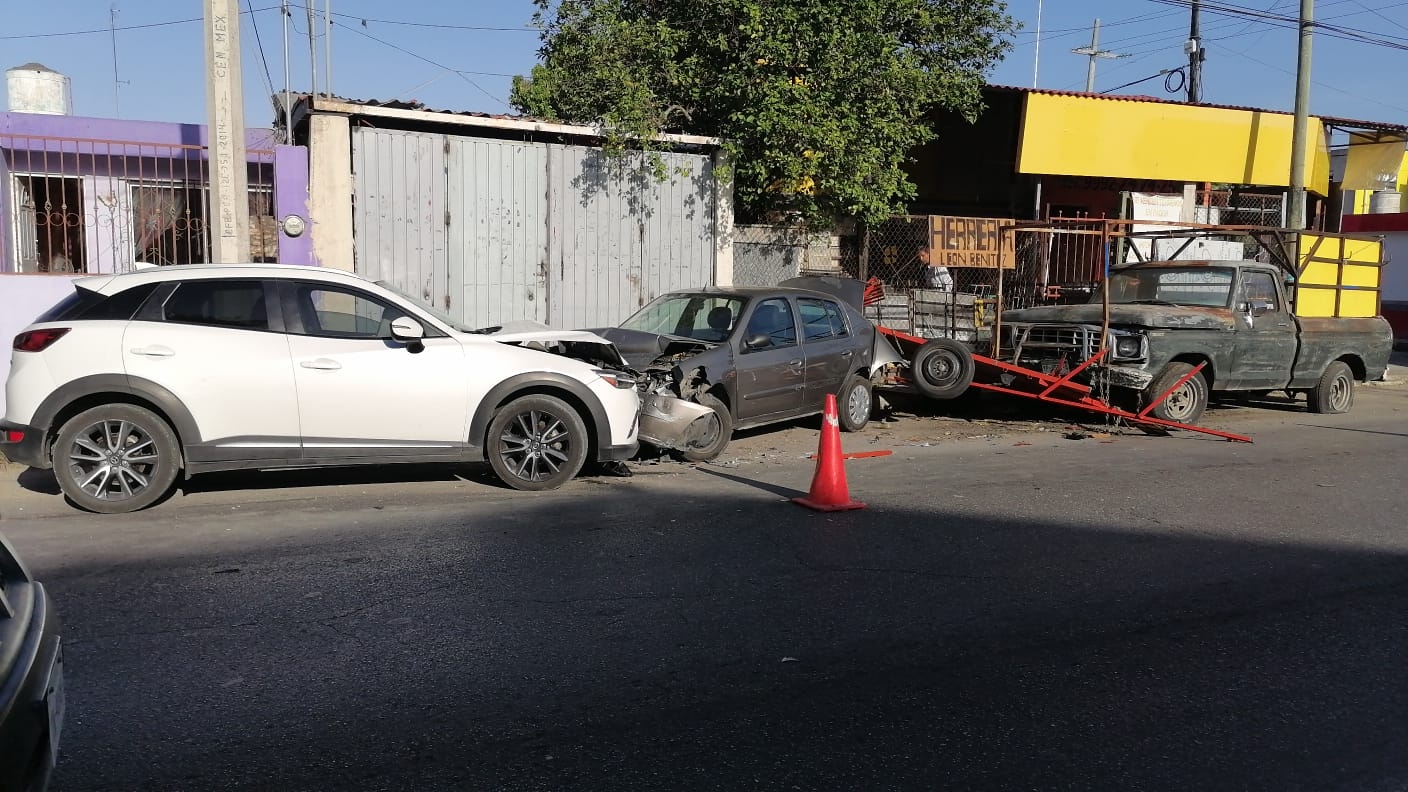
[911,338,975,400]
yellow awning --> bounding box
[1016,92,1331,195]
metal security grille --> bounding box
[1,134,277,274]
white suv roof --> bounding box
[76,264,375,295]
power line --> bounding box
[246,0,278,102]
[317,17,508,105]
[1211,42,1408,113]
[0,5,278,40]
[1344,0,1408,31]
[281,4,536,33]
[333,15,535,32]
[1149,0,1408,46]
[0,4,534,41]
[1098,66,1188,94]
[1076,0,1408,83]
[1016,9,1182,40]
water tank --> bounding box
[5,62,72,115]
[1369,189,1402,215]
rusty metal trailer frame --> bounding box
[876,325,1252,443]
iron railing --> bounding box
[1,134,277,274]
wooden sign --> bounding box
[929,216,1016,269]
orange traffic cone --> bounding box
[792,393,865,512]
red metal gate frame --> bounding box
[878,325,1252,443]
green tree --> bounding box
[511,0,1017,227]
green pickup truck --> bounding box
[998,259,1395,424]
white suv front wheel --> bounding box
[53,404,182,514]
[486,394,589,491]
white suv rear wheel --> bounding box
[53,404,181,513]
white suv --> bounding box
[1,265,640,513]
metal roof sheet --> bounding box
[985,84,1407,133]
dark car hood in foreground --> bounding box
[1002,303,1235,331]
[588,327,714,369]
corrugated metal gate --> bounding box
[448,137,550,325]
[351,127,717,329]
[351,128,450,312]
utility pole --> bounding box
[306,0,318,96]
[1071,19,1125,92]
[109,4,122,117]
[1288,0,1313,229]
[204,0,250,263]
[324,0,333,97]
[1032,0,1044,88]
[1186,0,1205,103]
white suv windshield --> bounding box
[373,280,464,330]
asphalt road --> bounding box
[4,380,1407,791]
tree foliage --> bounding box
[511,0,1017,227]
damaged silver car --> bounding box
[591,280,881,460]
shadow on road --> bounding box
[34,485,1408,792]
[1298,423,1408,439]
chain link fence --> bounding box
[844,216,1004,347]
[1194,188,1286,227]
[732,224,806,287]
[732,224,849,286]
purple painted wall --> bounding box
[0,111,279,151]
[274,144,314,265]
[0,141,10,273]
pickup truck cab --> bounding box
[999,259,1395,423]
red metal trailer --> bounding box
[874,325,1252,444]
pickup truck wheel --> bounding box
[911,338,975,400]
[677,393,732,463]
[1144,362,1209,424]
[1308,361,1354,414]
[837,375,873,432]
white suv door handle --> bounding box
[129,345,174,358]
[300,358,342,371]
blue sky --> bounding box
[2,1,1406,128]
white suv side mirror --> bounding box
[389,316,425,342]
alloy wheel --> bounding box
[847,385,872,426]
[66,419,161,501]
[498,409,573,483]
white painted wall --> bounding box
[0,274,81,416]
[309,113,354,272]
[1381,231,1408,304]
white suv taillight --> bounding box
[13,328,70,352]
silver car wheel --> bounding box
[847,384,871,426]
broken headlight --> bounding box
[593,369,639,389]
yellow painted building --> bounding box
[906,85,1400,224]
[1015,91,1331,196]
